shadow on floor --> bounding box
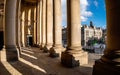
[0,47,93,75]
[0,62,11,75]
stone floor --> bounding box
[0,47,102,75]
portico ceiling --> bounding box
[0,0,4,15]
[0,0,39,15]
[23,0,38,3]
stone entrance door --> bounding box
[0,31,3,50]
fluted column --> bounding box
[41,0,46,49]
[49,0,63,57]
[93,0,120,75]
[3,0,18,61]
[43,0,53,52]
[61,0,88,67]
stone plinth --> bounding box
[49,46,65,57]
[93,60,120,75]
[61,51,88,67]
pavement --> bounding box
[0,47,102,75]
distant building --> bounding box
[62,27,67,47]
[62,21,103,47]
[102,28,107,43]
[81,21,103,46]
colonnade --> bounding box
[1,0,88,67]
[1,0,120,74]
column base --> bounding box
[4,46,18,62]
[39,44,45,50]
[93,60,120,75]
[33,44,40,47]
[43,46,49,53]
[61,51,88,68]
[43,45,52,53]
[49,46,64,58]
[39,45,43,50]
[21,43,25,47]
[17,46,21,58]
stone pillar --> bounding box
[30,7,34,46]
[41,0,46,49]
[49,0,63,57]
[3,0,18,61]
[39,0,42,48]
[24,8,29,46]
[16,0,21,55]
[43,0,53,52]
[21,10,25,47]
[36,2,40,46]
[28,8,31,35]
[93,0,120,75]
[33,7,37,45]
[31,7,37,46]
[37,0,42,47]
[61,0,88,67]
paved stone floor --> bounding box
[0,47,102,75]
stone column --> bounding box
[31,6,37,46]
[39,0,42,48]
[41,0,46,49]
[36,2,40,46]
[3,0,18,61]
[33,7,37,45]
[21,10,25,47]
[93,0,120,75]
[24,7,29,46]
[30,7,34,46]
[28,9,31,35]
[38,0,42,47]
[16,0,21,55]
[43,0,53,52]
[61,0,88,67]
[49,0,63,57]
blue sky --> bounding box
[62,0,106,28]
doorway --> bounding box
[0,31,4,50]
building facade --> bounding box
[81,22,103,46]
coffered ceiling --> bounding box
[0,0,39,15]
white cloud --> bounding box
[81,0,93,22]
[94,0,98,7]
[61,0,93,25]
